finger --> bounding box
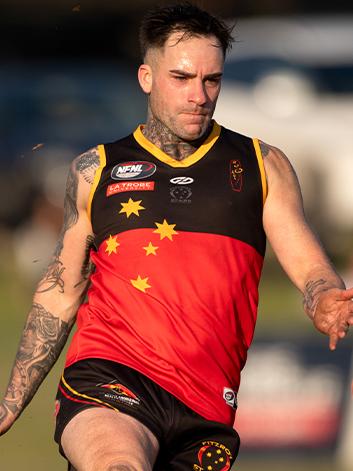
[329,331,339,351]
[337,317,351,340]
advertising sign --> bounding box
[234,339,352,452]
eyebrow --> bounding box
[169,69,223,79]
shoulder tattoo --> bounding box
[259,141,271,157]
[75,147,100,184]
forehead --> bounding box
[157,32,224,69]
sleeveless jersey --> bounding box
[65,121,267,426]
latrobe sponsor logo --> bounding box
[107,181,155,196]
[111,161,156,180]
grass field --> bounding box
[0,240,349,470]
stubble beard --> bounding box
[142,102,214,159]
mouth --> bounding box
[182,112,209,123]
[183,111,208,116]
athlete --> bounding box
[1,4,352,471]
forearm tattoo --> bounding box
[2,303,71,419]
[303,279,329,319]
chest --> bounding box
[91,131,265,255]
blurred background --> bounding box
[0,1,352,470]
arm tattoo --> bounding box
[303,279,329,319]
[36,149,98,294]
[62,164,79,232]
[36,163,79,294]
[36,259,65,294]
[75,148,100,184]
[74,235,95,288]
[259,141,271,157]
[2,303,72,419]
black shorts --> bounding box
[54,358,240,470]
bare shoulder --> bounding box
[259,140,299,188]
[259,140,293,170]
[73,146,101,185]
[64,146,100,213]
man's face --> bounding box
[140,32,224,141]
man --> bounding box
[1,3,352,470]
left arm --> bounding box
[261,141,353,350]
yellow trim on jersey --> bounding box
[87,144,107,221]
[133,121,221,168]
[252,138,268,206]
[61,374,120,412]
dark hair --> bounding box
[139,2,234,60]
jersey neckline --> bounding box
[133,121,221,168]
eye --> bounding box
[174,76,187,81]
[206,77,221,85]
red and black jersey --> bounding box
[65,121,267,426]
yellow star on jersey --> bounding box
[119,198,145,218]
[153,219,178,241]
[131,275,151,293]
[105,235,120,255]
[143,242,158,256]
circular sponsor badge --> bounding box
[111,161,156,180]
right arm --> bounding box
[261,141,353,350]
[0,147,100,435]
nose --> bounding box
[188,79,207,106]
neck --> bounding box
[142,113,212,161]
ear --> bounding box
[138,64,153,94]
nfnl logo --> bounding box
[111,161,156,181]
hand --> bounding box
[0,402,16,436]
[313,287,353,350]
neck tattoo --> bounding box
[142,115,212,161]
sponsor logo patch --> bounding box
[98,382,141,407]
[106,181,155,196]
[223,387,238,409]
[170,176,194,185]
[230,160,243,192]
[193,441,233,471]
[170,186,192,204]
[111,161,156,181]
